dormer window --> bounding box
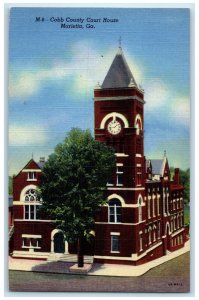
[27,172,37,181]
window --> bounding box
[148,198,151,219]
[139,231,143,251]
[24,189,41,220]
[153,225,156,241]
[137,167,142,186]
[111,235,119,252]
[152,194,155,217]
[157,196,160,215]
[27,172,37,181]
[138,197,143,222]
[108,199,121,223]
[116,166,123,186]
[22,237,41,249]
[25,189,40,202]
[158,221,161,239]
[148,226,152,244]
[25,205,40,220]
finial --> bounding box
[128,78,136,87]
[118,36,122,48]
[95,82,101,90]
[164,150,166,157]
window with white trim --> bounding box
[111,235,120,252]
[148,226,152,244]
[22,237,41,249]
[27,171,37,181]
[158,221,161,239]
[116,166,123,186]
[108,199,121,223]
[24,189,41,220]
[139,231,143,251]
[138,197,143,222]
[137,167,142,186]
[148,197,151,219]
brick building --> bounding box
[10,47,187,264]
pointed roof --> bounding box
[101,47,137,89]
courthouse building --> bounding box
[9,46,187,265]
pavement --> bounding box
[9,241,190,277]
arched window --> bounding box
[24,189,40,202]
[135,114,142,135]
[148,226,152,244]
[138,195,143,222]
[108,199,121,223]
[24,189,41,220]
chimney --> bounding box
[173,168,180,184]
[39,157,45,163]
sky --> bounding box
[8,7,190,175]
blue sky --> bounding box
[8,7,190,175]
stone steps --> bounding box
[47,253,93,263]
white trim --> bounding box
[108,193,125,206]
[131,241,163,261]
[115,153,129,157]
[135,154,142,157]
[95,220,146,226]
[94,241,162,262]
[51,229,68,254]
[22,169,42,172]
[14,219,55,222]
[134,114,143,130]
[106,193,146,208]
[94,95,144,103]
[19,184,38,202]
[27,179,37,182]
[136,164,141,167]
[100,112,129,129]
[116,163,123,166]
[107,187,145,191]
[171,228,184,237]
[110,232,120,236]
[22,234,42,238]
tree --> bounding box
[39,128,116,267]
[180,168,190,204]
[9,176,13,195]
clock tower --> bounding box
[94,46,147,264]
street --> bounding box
[8,252,190,293]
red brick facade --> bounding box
[10,48,187,264]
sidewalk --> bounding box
[9,241,190,277]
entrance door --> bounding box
[54,231,65,253]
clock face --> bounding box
[107,119,122,135]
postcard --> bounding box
[8,6,190,293]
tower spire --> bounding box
[118,36,122,48]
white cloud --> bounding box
[9,124,49,146]
[9,40,144,99]
[170,96,190,126]
[144,79,170,109]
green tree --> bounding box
[9,176,13,195]
[180,168,190,204]
[39,128,116,267]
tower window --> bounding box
[137,167,142,185]
[116,166,123,186]
[108,199,121,223]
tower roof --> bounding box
[101,47,137,89]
